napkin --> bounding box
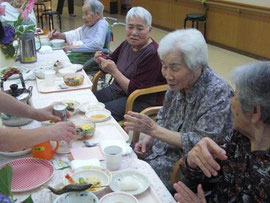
[100,140,132,156]
[70,146,104,160]
[70,159,101,170]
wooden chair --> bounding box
[91,70,168,127]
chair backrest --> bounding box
[103,24,113,50]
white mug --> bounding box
[103,145,123,171]
[44,70,56,86]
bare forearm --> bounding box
[111,70,130,94]
[0,127,50,151]
[148,125,182,148]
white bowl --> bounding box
[79,102,105,113]
[50,39,65,49]
[61,100,80,115]
[34,65,54,79]
[85,109,111,123]
[54,191,99,203]
[63,169,111,195]
[100,192,138,203]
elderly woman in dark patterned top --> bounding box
[174,61,270,202]
[94,7,166,121]
[124,29,233,190]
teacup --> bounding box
[103,145,123,171]
[32,141,59,160]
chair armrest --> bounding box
[132,106,162,144]
[91,70,105,92]
[71,48,98,53]
[125,84,168,114]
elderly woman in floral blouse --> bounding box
[124,29,233,190]
[174,61,270,202]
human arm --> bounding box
[0,122,76,151]
[48,30,66,41]
[134,135,154,159]
[174,181,206,203]
[124,111,182,148]
[0,92,62,122]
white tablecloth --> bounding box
[0,50,176,203]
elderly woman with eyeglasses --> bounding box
[94,6,166,121]
[174,61,270,202]
[124,29,233,190]
[0,0,36,25]
[49,0,108,52]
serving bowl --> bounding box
[73,119,96,140]
[63,169,110,195]
[63,73,84,86]
[54,191,99,203]
[50,39,65,49]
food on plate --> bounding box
[91,114,106,119]
[48,183,93,195]
[76,124,95,140]
[63,73,84,86]
[120,176,139,191]
[1,67,21,79]
[63,100,77,112]
[79,176,101,191]
[65,174,76,184]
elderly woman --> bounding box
[0,0,36,25]
[174,61,270,202]
[49,0,108,52]
[94,7,166,121]
[124,29,233,190]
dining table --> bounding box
[0,49,176,203]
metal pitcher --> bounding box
[19,32,41,63]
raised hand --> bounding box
[187,137,228,177]
[174,181,206,203]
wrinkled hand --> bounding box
[134,138,153,159]
[187,137,228,177]
[63,45,73,52]
[174,181,206,203]
[48,31,63,40]
[94,51,104,65]
[124,111,157,135]
[35,103,71,122]
[46,122,76,143]
[98,57,118,75]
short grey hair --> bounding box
[126,7,152,28]
[232,61,270,124]
[84,0,104,18]
[158,29,208,72]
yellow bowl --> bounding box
[63,73,84,86]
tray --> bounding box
[93,122,129,142]
[36,70,92,93]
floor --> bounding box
[43,1,258,87]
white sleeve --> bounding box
[80,20,108,50]
[64,27,83,45]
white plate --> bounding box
[79,102,105,113]
[63,169,111,195]
[85,109,111,123]
[100,192,138,203]
[0,66,28,79]
[0,148,31,157]
[110,169,150,195]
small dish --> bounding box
[79,102,105,113]
[100,192,138,203]
[85,109,111,123]
[73,119,96,140]
[110,169,150,195]
[54,191,99,203]
[50,39,65,49]
[63,169,111,195]
[63,73,84,86]
[61,100,80,114]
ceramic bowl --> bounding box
[100,192,138,203]
[85,109,111,123]
[73,119,96,140]
[34,65,54,79]
[63,73,84,86]
[79,102,105,113]
[54,191,99,203]
[50,39,65,49]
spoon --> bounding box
[83,141,98,147]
